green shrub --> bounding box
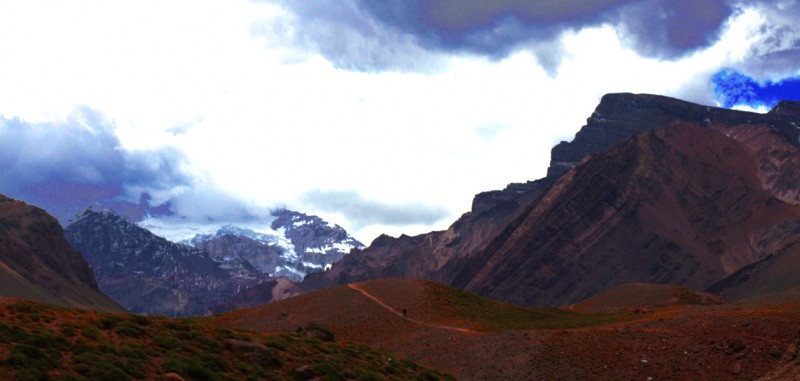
[265,336,289,351]
[119,342,148,359]
[153,334,180,350]
[96,316,123,330]
[22,330,68,350]
[130,314,151,326]
[359,371,384,381]
[6,343,58,380]
[14,367,54,381]
[60,325,76,337]
[0,322,25,341]
[315,362,344,381]
[197,352,228,372]
[74,361,132,381]
[115,321,146,337]
[163,354,221,381]
[82,326,102,340]
[122,357,148,379]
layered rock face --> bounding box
[0,195,123,312]
[65,209,272,316]
[307,94,800,306]
[459,123,800,305]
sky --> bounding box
[1,0,800,243]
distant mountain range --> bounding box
[305,93,800,307]
[64,207,362,316]
[5,91,800,319]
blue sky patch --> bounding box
[712,70,800,109]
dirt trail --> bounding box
[347,283,479,334]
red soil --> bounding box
[216,279,800,380]
[347,283,478,334]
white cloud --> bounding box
[0,0,796,242]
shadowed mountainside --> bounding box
[64,209,275,316]
[0,195,123,312]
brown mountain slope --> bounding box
[570,283,724,313]
[306,94,800,307]
[303,178,553,290]
[458,123,800,306]
[0,195,123,312]
[707,236,800,301]
[217,278,800,381]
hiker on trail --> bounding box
[402,307,408,318]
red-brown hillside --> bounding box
[460,122,800,306]
[0,195,123,312]
[570,283,725,313]
[216,278,800,381]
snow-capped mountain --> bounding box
[271,209,364,259]
[185,224,295,250]
[64,207,273,316]
[184,209,364,282]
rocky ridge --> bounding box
[306,93,800,307]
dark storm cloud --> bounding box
[272,0,732,72]
[356,0,627,52]
[0,108,191,221]
[301,189,450,228]
[265,0,444,72]
[612,0,730,58]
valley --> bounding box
[3,93,800,379]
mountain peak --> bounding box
[66,205,125,226]
[547,92,800,179]
[769,100,800,116]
